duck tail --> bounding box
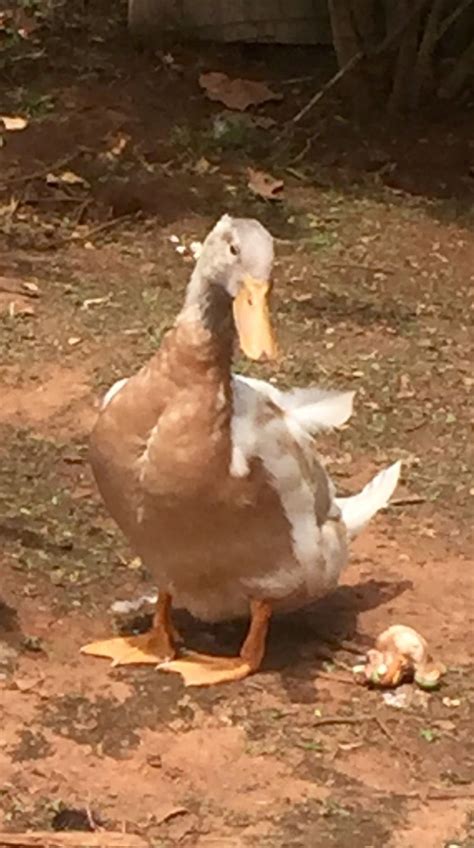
[336,461,402,538]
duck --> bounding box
[81,214,401,686]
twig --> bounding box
[279,75,317,85]
[327,262,396,275]
[372,715,395,743]
[0,193,22,235]
[290,52,362,125]
[316,634,366,656]
[72,196,93,226]
[404,419,427,433]
[390,496,426,507]
[436,0,474,43]
[0,834,147,847]
[44,213,139,251]
[287,0,428,126]
[290,138,312,164]
[317,671,355,685]
[2,147,91,187]
[313,647,353,672]
[427,789,474,801]
[313,715,366,728]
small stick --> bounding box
[313,647,353,672]
[436,0,474,43]
[317,671,355,686]
[390,496,426,507]
[279,75,317,85]
[327,262,396,275]
[313,715,366,728]
[427,789,474,801]
[316,635,366,656]
[2,148,91,187]
[404,419,427,433]
[0,834,147,847]
[289,138,312,164]
[45,213,139,250]
[291,52,362,125]
[285,0,428,128]
[372,715,395,743]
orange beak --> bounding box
[233,276,278,361]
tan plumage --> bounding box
[82,215,401,686]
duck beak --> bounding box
[233,276,278,361]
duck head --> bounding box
[188,214,278,361]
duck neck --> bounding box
[177,270,235,370]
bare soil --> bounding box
[1,4,473,846]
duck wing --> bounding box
[230,374,354,478]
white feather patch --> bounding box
[101,377,129,409]
[336,461,402,538]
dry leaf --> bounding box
[0,294,36,317]
[14,674,43,693]
[193,156,217,176]
[46,170,88,187]
[154,806,188,826]
[82,296,110,310]
[397,374,415,399]
[199,72,282,112]
[0,277,40,298]
[0,115,28,131]
[247,168,284,201]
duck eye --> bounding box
[229,243,239,257]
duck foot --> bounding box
[158,652,253,687]
[159,598,272,687]
[80,591,179,667]
[80,632,177,667]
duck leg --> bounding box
[158,599,272,687]
[80,592,179,666]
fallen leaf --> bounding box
[193,156,214,176]
[247,168,284,201]
[14,674,43,693]
[0,294,35,317]
[109,133,129,157]
[432,719,456,732]
[252,115,277,129]
[81,296,110,310]
[199,72,282,111]
[46,170,88,187]
[0,277,40,298]
[154,806,188,826]
[0,115,28,131]
[397,373,415,399]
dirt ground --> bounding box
[1,4,473,847]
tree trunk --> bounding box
[389,0,424,113]
[411,0,446,108]
[438,37,474,97]
[328,0,371,117]
[352,0,378,49]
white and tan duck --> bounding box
[81,214,401,686]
